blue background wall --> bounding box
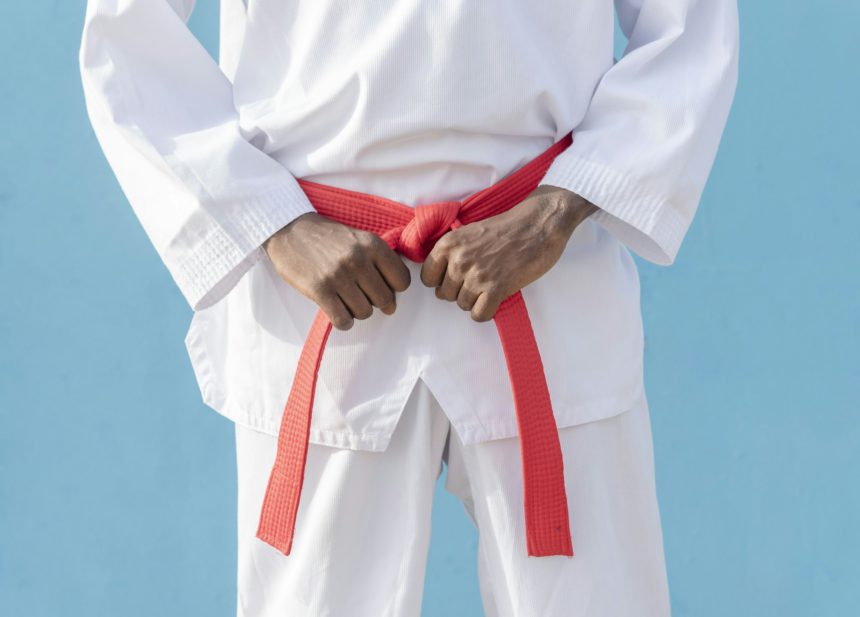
[1,2,857,615]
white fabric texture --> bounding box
[79,0,739,450]
[235,379,670,617]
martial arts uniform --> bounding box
[79,0,739,615]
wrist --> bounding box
[555,188,599,229]
[531,185,598,238]
[263,211,316,252]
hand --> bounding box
[420,185,598,322]
[264,212,411,330]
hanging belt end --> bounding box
[256,468,302,556]
[256,530,294,556]
[526,525,574,558]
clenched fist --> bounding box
[264,212,411,331]
[420,185,598,322]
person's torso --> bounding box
[185,0,646,451]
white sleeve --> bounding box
[539,0,739,265]
[79,0,315,310]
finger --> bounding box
[470,291,503,322]
[357,265,397,315]
[456,283,480,312]
[421,247,447,288]
[435,269,462,302]
[371,239,411,292]
[318,292,354,331]
[337,282,374,321]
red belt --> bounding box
[257,131,575,558]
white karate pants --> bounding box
[235,380,671,617]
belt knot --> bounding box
[396,200,463,262]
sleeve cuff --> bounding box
[538,154,690,266]
[173,181,316,311]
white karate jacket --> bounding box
[79,0,739,451]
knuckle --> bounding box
[354,253,372,270]
[355,305,373,320]
[325,273,347,292]
[371,234,391,254]
[310,278,333,297]
[341,244,368,269]
[332,316,354,331]
[436,232,456,251]
[432,235,449,253]
[485,286,504,302]
[377,303,396,316]
[445,260,464,280]
[393,267,411,291]
[419,266,434,287]
[471,265,493,285]
[378,289,396,307]
[471,308,493,323]
[494,291,508,305]
[359,233,381,253]
[455,286,474,310]
[332,256,349,274]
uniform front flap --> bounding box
[418,221,647,445]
